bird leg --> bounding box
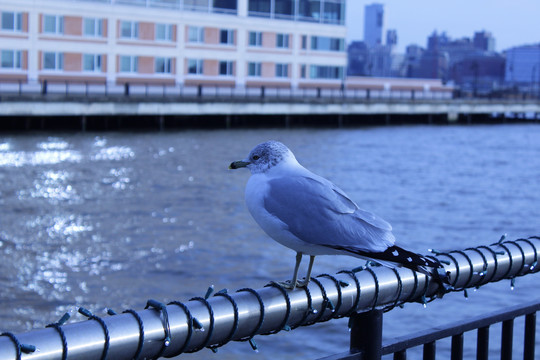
[297,255,315,288]
[278,252,303,290]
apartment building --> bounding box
[0,0,347,89]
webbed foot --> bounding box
[277,278,310,290]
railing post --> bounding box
[477,326,489,360]
[524,312,536,360]
[451,333,463,360]
[501,319,514,360]
[423,341,436,360]
[350,309,383,360]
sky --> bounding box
[346,0,540,53]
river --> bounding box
[0,124,539,359]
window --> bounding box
[43,52,63,70]
[275,0,294,17]
[275,63,288,77]
[187,59,203,74]
[310,65,343,79]
[83,18,103,37]
[301,64,306,78]
[1,50,21,69]
[213,0,237,12]
[1,12,22,32]
[299,0,321,21]
[248,62,261,77]
[323,1,344,24]
[188,26,204,43]
[155,57,172,73]
[248,0,271,14]
[311,36,344,51]
[120,21,138,39]
[219,61,233,76]
[119,55,138,72]
[156,24,173,42]
[276,33,289,48]
[301,35,307,49]
[43,15,64,34]
[220,29,234,45]
[83,54,102,72]
[184,0,210,10]
[249,31,262,47]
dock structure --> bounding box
[0,236,539,360]
[0,83,538,130]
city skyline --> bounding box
[346,0,540,53]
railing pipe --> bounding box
[0,237,538,360]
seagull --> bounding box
[229,141,443,290]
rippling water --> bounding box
[1,125,539,359]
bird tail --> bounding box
[327,244,449,284]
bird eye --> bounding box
[252,155,260,160]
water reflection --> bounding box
[91,146,135,161]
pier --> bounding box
[0,83,539,130]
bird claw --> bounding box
[277,279,309,290]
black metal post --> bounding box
[124,82,130,96]
[501,319,514,360]
[350,310,383,360]
[523,313,535,360]
[41,80,47,95]
[451,333,463,360]
[197,84,202,98]
[476,326,489,360]
[393,350,406,360]
[423,341,436,360]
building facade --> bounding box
[0,0,347,89]
[505,44,540,86]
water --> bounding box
[0,125,539,359]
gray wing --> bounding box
[264,174,395,252]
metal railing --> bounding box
[3,80,539,103]
[0,236,539,359]
[0,80,463,103]
[323,297,539,360]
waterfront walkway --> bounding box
[0,84,538,130]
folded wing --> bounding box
[264,174,395,252]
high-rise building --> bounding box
[386,29,397,49]
[473,31,496,52]
[0,0,347,88]
[347,41,370,76]
[363,3,384,48]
